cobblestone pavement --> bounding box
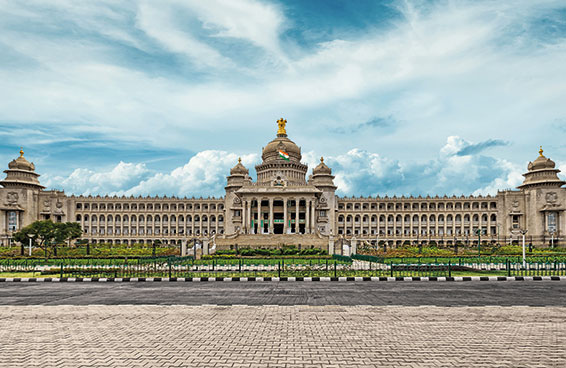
[1,305,565,367]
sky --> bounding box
[1,0,565,198]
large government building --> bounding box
[1,119,565,254]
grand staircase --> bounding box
[215,233,329,250]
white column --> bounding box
[269,199,274,234]
[311,199,316,234]
[241,201,246,234]
[306,200,310,234]
[283,199,288,234]
[295,198,300,234]
[247,200,252,234]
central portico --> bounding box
[221,119,337,248]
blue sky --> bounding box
[1,0,565,198]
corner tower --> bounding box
[517,147,565,190]
[0,148,45,190]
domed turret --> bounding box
[313,156,332,175]
[255,118,309,184]
[230,157,249,176]
[518,147,565,190]
[0,148,45,190]
[226,157,250,189]
[311,157,336,189]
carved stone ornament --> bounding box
[233,197,241,205]
[271,171,287,187]
[56,201,63,209]
[7,192,19,204]
[43,200,51,207]
[546,192,558,205]
[320,197,327,203]
[512,200,519,208]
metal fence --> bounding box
[1,255,565,278]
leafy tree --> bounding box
[13,220,82,259]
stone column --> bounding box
[283,199,288,234]
[241,201,246,234]
[311,199,316,234]
[306,200,310,234]
[295,198,300,234]
[247,200,252,234]
[257,200,263,234]
[351,237,357,255]
[269,198,274,234]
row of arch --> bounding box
[77,214,224,223]
[338,213,497,224]
[85,228,223,237]
[338,201,497,211]
[75,202,224,211]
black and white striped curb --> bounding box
[0,276,565,282]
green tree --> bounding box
[13,220,82,259]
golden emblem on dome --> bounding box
[539,146,544,156]
[320,156,324,163]
[19,147,24,157]
[277,118,287,135]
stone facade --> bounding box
[1,123,565,252]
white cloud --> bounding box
[0,0,565,173]
[325,136,524,197]
[43,150,258,197]
[42,137,528,198]
[43,162,151,195]
[123,150,257,197]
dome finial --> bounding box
[539,146,544,156]
[277,118,287,135]
[238,157,241,163]
[19,147,24,157]
[320,156,324,163]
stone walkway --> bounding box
[1,305,565,367]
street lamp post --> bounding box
[27,234,35,257]
[520,229,528,268]
[497,223,501,245]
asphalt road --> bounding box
[1,281,565,306]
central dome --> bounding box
[256,118,308,184]
[261,118,302,163]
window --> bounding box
[8,211,17,231]
[512,215,520,229]
[547,212,557,232]
[319,210,326,217]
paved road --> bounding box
[1,304,565,367]
[1,281,566,306]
